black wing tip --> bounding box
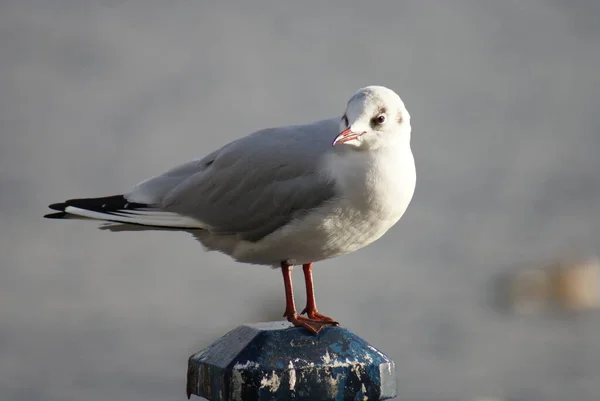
[44,194,150,218]
[48,202,67,211]
[44,211,68,219]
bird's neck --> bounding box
[324,143,415,207]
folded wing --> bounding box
[125,118,340,241]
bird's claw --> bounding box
[286,314,337,335]
[300,308,338,325]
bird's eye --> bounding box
[375,115,386,124]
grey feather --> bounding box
[125,118,341,242]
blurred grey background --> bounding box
[1,1,600,400]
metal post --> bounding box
[186,321,396,401]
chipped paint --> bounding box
[187,322,396,400]
[288,361,296,390]
[350,363,363,381]
[231,366,243,401]
[260,371,281,392]
[323,370,340,397]
[355,383,368,401]
[233,360,259,370]
[232,360,260,400]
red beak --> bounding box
[332,128,366,146]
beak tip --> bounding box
[332,128,364,146]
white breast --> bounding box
[230,144,416,266]
[327,145,415,215]
[252,144,417,265]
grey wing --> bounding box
[126,118,340,241]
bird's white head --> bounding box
[333,86,411,150]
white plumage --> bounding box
[45,85,416,333]
[47,85,416,266]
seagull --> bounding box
[45,86,416,334]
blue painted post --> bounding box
[186,321,396,401]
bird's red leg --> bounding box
[281,262,299,320]
[281,262,333,335]
[300,263,338,325]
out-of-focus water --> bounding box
[1,2,599,400]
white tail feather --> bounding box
[64,206,206,228]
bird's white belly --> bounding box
[232,148,416,266]
[230,207,396,266]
